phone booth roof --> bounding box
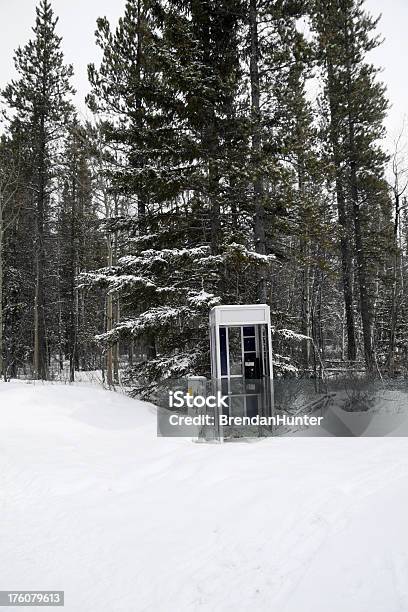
[209,304,271,328]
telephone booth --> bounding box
[209,305,274,437]
[209,304,273,382]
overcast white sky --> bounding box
[0,0,406,145]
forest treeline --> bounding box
[0,0,405,391]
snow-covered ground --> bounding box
[1,381,408,611]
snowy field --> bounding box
[1,381,408,611]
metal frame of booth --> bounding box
[208,305,274,440]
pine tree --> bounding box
[56,121,102,381]
[85,0,262,388]
[313,0,389,372]
[0,126,36,379]
[0,136,25,379]
[84,0,323,390]
[2,0,74,379]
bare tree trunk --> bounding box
[113,297,120,384]
[0,204,3,379]
[33,254,41,377]
[209,152,221,256]
[80,290,87,370]
[301,242,311,367]
[346,84,375,373]
[33,123,48,380]
[340,14,376,374]
[128,341,134,367]
[58,298,63,373]
[388,192,401,375]
[297,129,311,367]
[69,166,78,383]
[0,162,22,381]
[351,178,375,372]
[250,0,267,303]
[112,197,120,384]
[106,234,114,387]
[327,58,357,361]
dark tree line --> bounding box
[0,0,404,391]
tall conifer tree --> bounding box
[2,0,74,379]
[313,0,389,371]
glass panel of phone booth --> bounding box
[218,324,268,381]
[228,327,243,376]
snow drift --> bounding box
[1,381,408,611]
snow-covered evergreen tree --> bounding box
[2,0,75,379]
